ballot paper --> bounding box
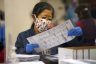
[27,20,75,52]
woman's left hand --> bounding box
[68,27,83,36]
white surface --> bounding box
[18,61,45,64]
[84,49,89,59]
[77,50,83,59]
[16,54,40,58]
[90,49,96,60]
[27,20,75,52]
[60,59,89,64]
[60,59,96,64]
[16,54,40,62]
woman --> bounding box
[15,2,56,54]
[76,4,96,46]
[15,2,82,55]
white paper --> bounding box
[16,54,40,62]
[58,48,74,60]
[73,50,77,59]
[27,20,75,52]
[77,50,83,59]
[84,49,88,59]
[90,49,96,60]
[16,54,40,58]
[18,61,45,64]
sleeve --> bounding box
[15,33,27,54]
[15,32,38,54]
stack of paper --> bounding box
[18,61,45,64]
[58,47,96,64]
[16,54,40,62]
[45,54,58,61]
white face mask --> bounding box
[34,18,52,32]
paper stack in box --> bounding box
[18,61,45,64]
[58,46,96,64]
[45,54,58,61]
[16,54,40,62]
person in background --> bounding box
[90,4,96,45]
[75,4,96,46]
[90,4,96,26]
[63,0,79,26]
[0,10,5,63]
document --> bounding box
[27,20,75,52]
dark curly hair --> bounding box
[75,4,91,19]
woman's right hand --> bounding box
[25,43,39,53]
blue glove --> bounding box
[0,25,5,45]
[26,43,39,53]
[68,27,83,36]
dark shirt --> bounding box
[76,18,96,45]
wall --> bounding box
[5,0,40,60]
[0,0,4,11]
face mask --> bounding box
[34,18,52,32]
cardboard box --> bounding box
[58,46,96,64]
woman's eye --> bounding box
[42,17,46,19]
[48,18,52,21]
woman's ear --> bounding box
[32,14,36,20]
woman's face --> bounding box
[38,9,53,21]
[34,9,55,33]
